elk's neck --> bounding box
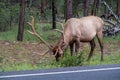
[57,36,69,51]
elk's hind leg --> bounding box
[97,31,103,61]
[75,42,78,55]
[87,39,96,61]
[75,39,80,55]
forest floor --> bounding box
[0,39,120,67]
[0,40,50,65]
[0,37,120,72]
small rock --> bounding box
[4,42,10,45]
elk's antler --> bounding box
[54,29,63,34]
[54,21,64,34]
[56,21,64,30]
[27,16,52,55]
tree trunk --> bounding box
[52,0,56,29]
[91,0,97,15]
[17,0,25,41]
[116,0,120,17]
[96,0,100,15]
[65,0,72,21]
[84,0,89,16]
[40,0,46,14]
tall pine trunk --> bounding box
[91,0,100,16]
[65,0,72,21]
[84,0,89,16]
[17,0,25,41]
[40,0,46,14]
[91,0,97,15]
[116,0,120,17]
[52,0,56,29]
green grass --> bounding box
[0,23,61,42]
[0,28,17,41]
[0,23,120,72]
[0,49,120,72]
[103,35,120,43]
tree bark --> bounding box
[84,0,89,16]
[116,0,120,17]
[65,0,72,21]
[52,0,56,29]
[91,0,97,15]
[17,0,25,41]
[40,0,46,14]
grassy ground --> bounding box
[0,23,120,72]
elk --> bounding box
[27,16,104,61]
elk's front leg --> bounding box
[87,39,96,61]
[70,42,74,56]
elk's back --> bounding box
[63,16,104,42]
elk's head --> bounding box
[51,46,63,61]
[27,16,64,61]
[52,38,65,61]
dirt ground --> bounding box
[0,40,50,64]
[0,40,120,64]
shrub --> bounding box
[58,49,85,67]
[0,2,20,31]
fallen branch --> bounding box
[102,0,120,24]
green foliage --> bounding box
[0,2,10,31]
[0,2,20,31]
[0,27,17,41]
[9,4,20,23]
[57,49,85,67]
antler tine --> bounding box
[56,21,64,30]
[54,29,63,34]
[39,50,50,56]
[27,16,36,33]
[31,16,36,32]
[54,49,59,56]
[27,16,52,49]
